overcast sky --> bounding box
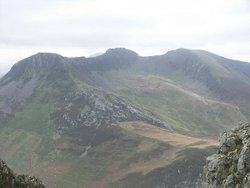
[0,0,250,76]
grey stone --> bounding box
[203,123,250,188]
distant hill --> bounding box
[0,48,249,187]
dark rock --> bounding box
[0,159,45,188]
[203,122,250,187]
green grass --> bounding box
[0,93,175,188]
[107,146,217,188]
[0,53,247,187]
[0,88,55,172]
[54,128,139,187]
[103,71,245,135]
[52,127,172,188]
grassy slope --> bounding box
[0,65,184,188]
[0,88,58,182]
[0,89,213,188]
[0,92,180,188]
[0,81,220,188]
[120,122,218,148]
[54,128,172,188]
[104,70,245,135]
[107,146,217,188]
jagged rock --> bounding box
[203,122,250,188]
[52,89,165,130]
[0,159,45,188]
[0,159,15,188]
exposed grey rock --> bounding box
[52,89,165,130]
[0,76,38,115]
[0,52,68,116]
[0,158,45,188]
[203,122,250,188]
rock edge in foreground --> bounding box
[203,122,250,188]
[0,159,45,188]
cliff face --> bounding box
[0,159,45,188]
[203,123,250,188]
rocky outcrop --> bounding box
[52,89,165,130]
[0,159,45,188]
[203,122,250,188]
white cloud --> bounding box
[0,0,249,75]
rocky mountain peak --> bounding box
[17,52,66,71]
[0,53,66,85]
[103,48,138,60]
[165,48,192,55]
[105,48,138,55]
[0,52,73,115]
[203,122,250,187]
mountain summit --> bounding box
[104,48,138,57]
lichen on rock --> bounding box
[203,122,250,188]
[0,159,45,188]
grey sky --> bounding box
[0,0,250,76]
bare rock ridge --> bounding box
[203,122,250,188]
[0,53,65,85]
[0,159,45,188]
[52,89,165,130]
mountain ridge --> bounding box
[1,48,250,133]
[0,48,250,187]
